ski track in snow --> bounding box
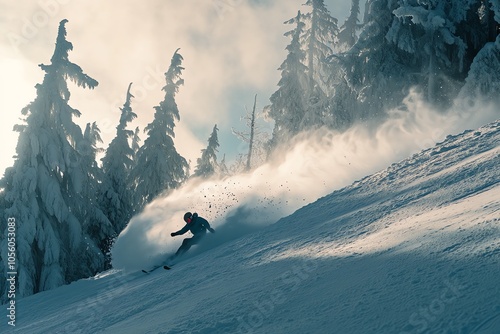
[2,120,499,333]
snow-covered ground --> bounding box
[2,119,499,333]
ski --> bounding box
[141,265,162,274]
[142,262,174,273]
[142,255,176,273]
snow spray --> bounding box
[111,92,499,271]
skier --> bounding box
[171,212,215,257]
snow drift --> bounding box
[111,93,499,271]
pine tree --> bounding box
[388,0,468,105]
[299,1,339,129]
[458,27,500,102]
[452,0,498,81]
[337,0,361,51]
[131,127,141,162]
[467,40,500,96]
[266,11,309,149]
[486,0,500,41]
[0,19,105,300]
[267,2,341,143]
[302,0,339,97]
[130,49,189,209]
[78,122,114,271]
[193,124,220,178]
[101,83,137,235]
[343,0,405,117]
[339,0,499,116]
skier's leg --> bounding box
[174,233,206,258]
[190,233,205,246]
[175,237,193,257]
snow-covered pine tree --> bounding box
[266,11,309,150]
[342,0,405,118]
[128,126,142,200]
[464,0,498,61]
[130,49,189,209]
[0,19,105,300]
[131,126,141,163]
[337,0,361,51]
[101,83,137,235]
[193,124,220,178]
[302,0,339,94]
[487,0,500,41]
[458,35,500,102]
[458,0,500,103]
[388,0,468,105]
[299,0,339,129]
[77,122,114,271]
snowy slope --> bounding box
[2,119,499,334]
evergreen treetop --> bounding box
[193,124,220,178]
[130,49,189,209]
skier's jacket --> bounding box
[174,213,212,236]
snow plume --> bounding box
[111,91,499,271]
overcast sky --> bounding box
[0,0,354,176]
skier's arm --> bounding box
[203,219,215,233]
[171,224,190,236]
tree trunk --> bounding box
[246,94,257,171]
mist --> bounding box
[111,92,499,271]
[0,0,305,175]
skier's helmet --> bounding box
[184,212,193,223]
